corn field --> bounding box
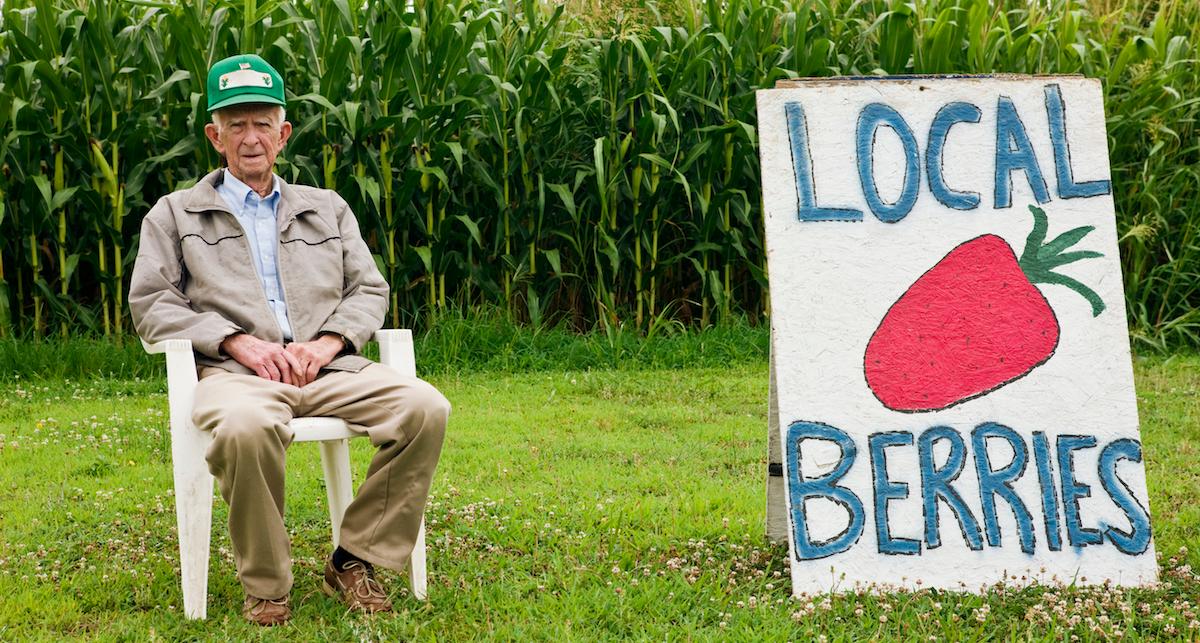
[0,0,1196,347]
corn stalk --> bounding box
[0,0,1194,346]
[0,188,8,338]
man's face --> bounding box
[204,104,292,187]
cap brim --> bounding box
[208,93,287,112]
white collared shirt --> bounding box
[215,169,293,340]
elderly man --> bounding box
[129,54,449,626]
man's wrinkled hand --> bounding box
[284,334,345,386]
[220,333,305,386]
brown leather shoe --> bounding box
[322,557,393,613]
[242,594,290,626]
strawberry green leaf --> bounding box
[1019,205,1050,266]
[1040,225,1097,257]
[1019,205,1106,317]
[1036,270,1106,317]
[1040,250,1104,270]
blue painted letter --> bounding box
[1056,435,1103,548]
[918,426,983,550]
[785,102,864,222]
[926,101,982,210]
[1098,438,1152,555]
[994,96,1051,208]
[972,423,1035,554]
[785,421,866,560]
[1044,84,1111,199]
[856,103,921,222]
[1032,432,1063,551]
[869,431,921,555]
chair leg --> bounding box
[410,517,428,600]
[318,439,355,548]
[174,456,214,620]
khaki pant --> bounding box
[192,363,449,599]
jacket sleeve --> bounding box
[317,194,389,352]
[128,201,244,359]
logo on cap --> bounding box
[219,62,274,91]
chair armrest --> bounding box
[142,338,196,355]
[141,338,199,383]
[374,329,416,377]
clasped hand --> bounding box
[220,333,345,387]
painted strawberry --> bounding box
[865,205,1105,412]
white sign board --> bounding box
[757,76,1157,594]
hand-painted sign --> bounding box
[757,76,1156,595]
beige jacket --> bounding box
[129,169,389,375]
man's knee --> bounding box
[200,403,290,460]
[415,382,451,422]
[404,381,450,437]
[371,380,449,445]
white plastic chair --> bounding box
[142,329,428,620]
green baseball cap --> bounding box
[206,54,285,112]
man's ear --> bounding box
[204,122,224,154]
[279,121,293,148]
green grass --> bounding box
[0,353,1197,640]
[0,313,770,381]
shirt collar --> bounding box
[221,169,281,204]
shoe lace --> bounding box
[343,560,387,600]
[247,595,288,615]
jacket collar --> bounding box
[183,168,318,230]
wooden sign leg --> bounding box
[766,344,788,544]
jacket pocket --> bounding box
[280,235,344,292]
[180,233,257,292]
